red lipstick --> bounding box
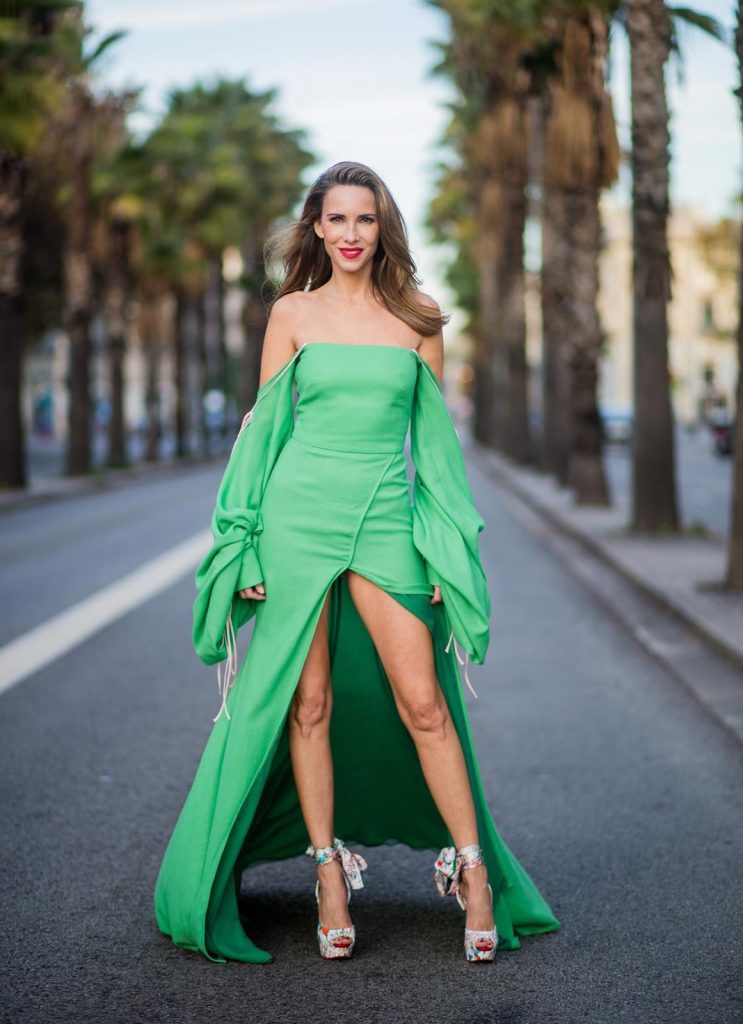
[339,248,363,260]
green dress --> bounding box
[153,341,560,963]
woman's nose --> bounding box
[344,222,359,241]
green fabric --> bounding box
[154,343,560,963]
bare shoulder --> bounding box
[267,290,306,326]
[414,292,444,384]
[414,290,441,314]
[260,292,304,386]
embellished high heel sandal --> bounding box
[305,837,367,959]
[434,843,498,962]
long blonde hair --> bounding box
[263,160,449,337]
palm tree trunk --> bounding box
[501,173,531,463]
[541,182,572,483]
[472,179,500,448]
[196,287,210,456]
[173,286,188,458]
[565,188,610,504]
[64,87,94,477]
[240,234,268,414]
[626,0,680,532]
[213,252,230,440]
[471,93,531,460]
[0,155,27,488]
[728,280,743,588]
[536,88,571,483]
[726,0,743,589]
[203,253,227,445]
[105,217,131,469]
[143,318,160,463]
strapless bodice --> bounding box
[291,343,419,454]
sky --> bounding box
[87,0,741,309]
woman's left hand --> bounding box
[430,584,443,605]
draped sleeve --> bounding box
[410,353,491,665]
[192,355,298,667]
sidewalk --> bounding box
[468,442,743,671]
[0,451,224,516]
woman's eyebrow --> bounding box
[325,211,377,217]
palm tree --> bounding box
[623,0,679,531]
[0,0,72,488]
[134,79,313,449]
[728,0,743,590]
[622,0,725,531]
[102,197,136,468]
[426,157,479,341]
[56,12,125,476]
[540,6,620,503]
[429,0,538,462]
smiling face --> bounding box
[314,184,379,276]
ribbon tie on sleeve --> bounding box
[213,506,264,548]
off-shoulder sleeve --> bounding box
[410,357,491,665]
[192,361,296,667]
[192,434,266,667]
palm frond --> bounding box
[666,5,729,85]
[84,28,126,68]
[667,6,729,44]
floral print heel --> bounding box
[435,843,498,962]
[306,837,367,959]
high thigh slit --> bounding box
[154,342,561,963]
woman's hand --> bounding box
[430,584,443,605]
[237,582,266,601]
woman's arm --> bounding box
[259,293,303,387]
[234,295,299,600]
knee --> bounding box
[400,693,450,738]
[290,685,331,736]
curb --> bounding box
[0,451,227,517]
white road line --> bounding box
[0,528,213,697]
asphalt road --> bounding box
[1,452,741,1024]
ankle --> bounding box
[460,863,489,894]
[316,859,345,885]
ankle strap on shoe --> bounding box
[305,842,340,867]
[458,843,485,871]
[306,837,368,890]
[434,844,485,897]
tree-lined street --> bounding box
[2,2,743,1021]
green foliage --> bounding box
[106,77,314,292]
[0,0,73,152]
[426,155,478,327]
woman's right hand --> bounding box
[237,582,266,601]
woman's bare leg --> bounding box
[344,569,494,931]
[287,585,351,930]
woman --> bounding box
[153,160,560,964]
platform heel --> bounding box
[306,837,367,959]
[434,843,498,962]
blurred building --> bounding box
[599,201,738,426]
[21,275,246,458]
